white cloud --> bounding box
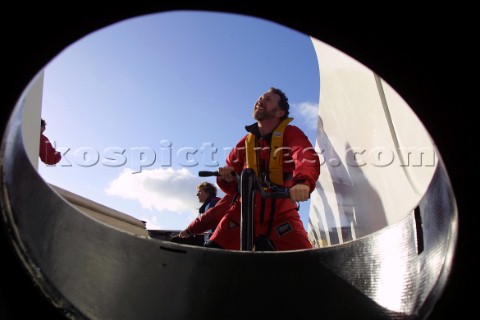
[105,167,211,213]
[294,101,318,131]
[141,215,162,230]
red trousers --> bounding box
[209,203,312,251]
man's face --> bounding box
[197,188,209,203]
[253,91,282,121]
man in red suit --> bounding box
[39,119,62,165]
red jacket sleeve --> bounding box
[284,125,320,192]
[39,134,62,165]
[216,135,248,195]
[186,194,235,234]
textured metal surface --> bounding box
[0,95,457,319]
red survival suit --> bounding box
[39,133,62,165]
[208,118,320,251]
[184,194,235,236]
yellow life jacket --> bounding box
[245,117,293,186]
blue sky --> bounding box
[39,10,320,230]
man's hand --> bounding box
[289,183,310,202]
[218,166,236,182]
[178,230,191,238]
